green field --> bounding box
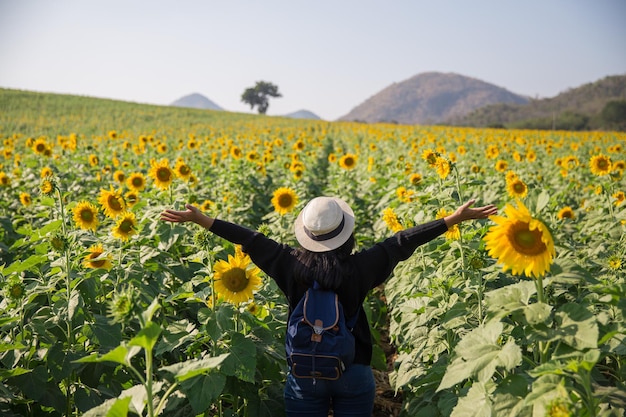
[1,88,625,417]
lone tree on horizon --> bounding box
[241,81,282,114]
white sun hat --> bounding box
[294,196,355,252]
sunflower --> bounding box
[187,138,198,151]
[149,158,174,190]
[557,206,575,220]
[421,149,437,165]
[72,201,99,231]
[230,146,242,159]
[98,187,126,218]
[366,156,375,172]
[293,139,305,151]
[213,249,262,305]
[486,145,499,159]
[409,173,422,186]
[613,191,625,206]
[484,200,555,278]
[289,161,305,174]
[246,151,260,163]
[495,159,508,172]
[83,244,113,270]
[328,153,337,163]
[436,208,460,240]
[339,153,358,170]
[88,154,99,167]
[608,255,622,271]
[288,168,300,181]
[271,187,298,215]
[113,170,125,184]
[434,157,451,180]
[125,191,139,207]
[111,212,138,241]
[247,301,269,319]
[19,192,32,207]
[40,166,54,179]
[31,138,49,155]
[0,172,10,187]
[396,186,408,202]
[40,176,56,195]
[507,178,528,199]
[108,286,135,323]
[545,399,572,417]
[589,154,612,176]
[382,207,403,233]
[174,159,192,181]
[5,276,25,300]
[505,170,518,183]
[126,172,147,192]
[200,199,215,212]
[50,233,70,252]
[156,143,167,154]
[565,155,580,169]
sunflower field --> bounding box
[0,88,625,417]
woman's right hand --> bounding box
[160,203,205,225]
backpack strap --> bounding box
[303,284,339,331]
[308,280,359,332]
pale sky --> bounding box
[1,0,625,121]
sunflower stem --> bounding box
[145,347,155,417]
[454,164,464,203]
[57,188,67,235]
[605,186,615,219]
[476,271,484,324]
[535,274,548,363]
[206,248,216,312]
[453,164,467,282]
[57,184,76,415]
[155,381,179,416]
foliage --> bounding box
[601,100,626,131]
[453,74,626,131]
[240,81,282,115]
[0,89,625,416]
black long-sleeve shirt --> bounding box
[210,218,449,365]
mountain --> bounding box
[338,72,529,124]
[171,93,223,110]
[283,109,321,120]
[447,74,626,130]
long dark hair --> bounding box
[291,234,355,291]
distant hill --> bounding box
[338,72,529,124]
[447,74,626,130]
[171,93,223,110]
[283,109,321,120]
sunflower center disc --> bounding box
[223,268,249,292]
[510,223,547,256]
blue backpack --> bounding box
[285,281,358,380]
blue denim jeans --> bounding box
[284,364,376,417]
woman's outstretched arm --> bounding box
[443,199,498,228]
[160,203,215,230]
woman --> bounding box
[160,196,497,417]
